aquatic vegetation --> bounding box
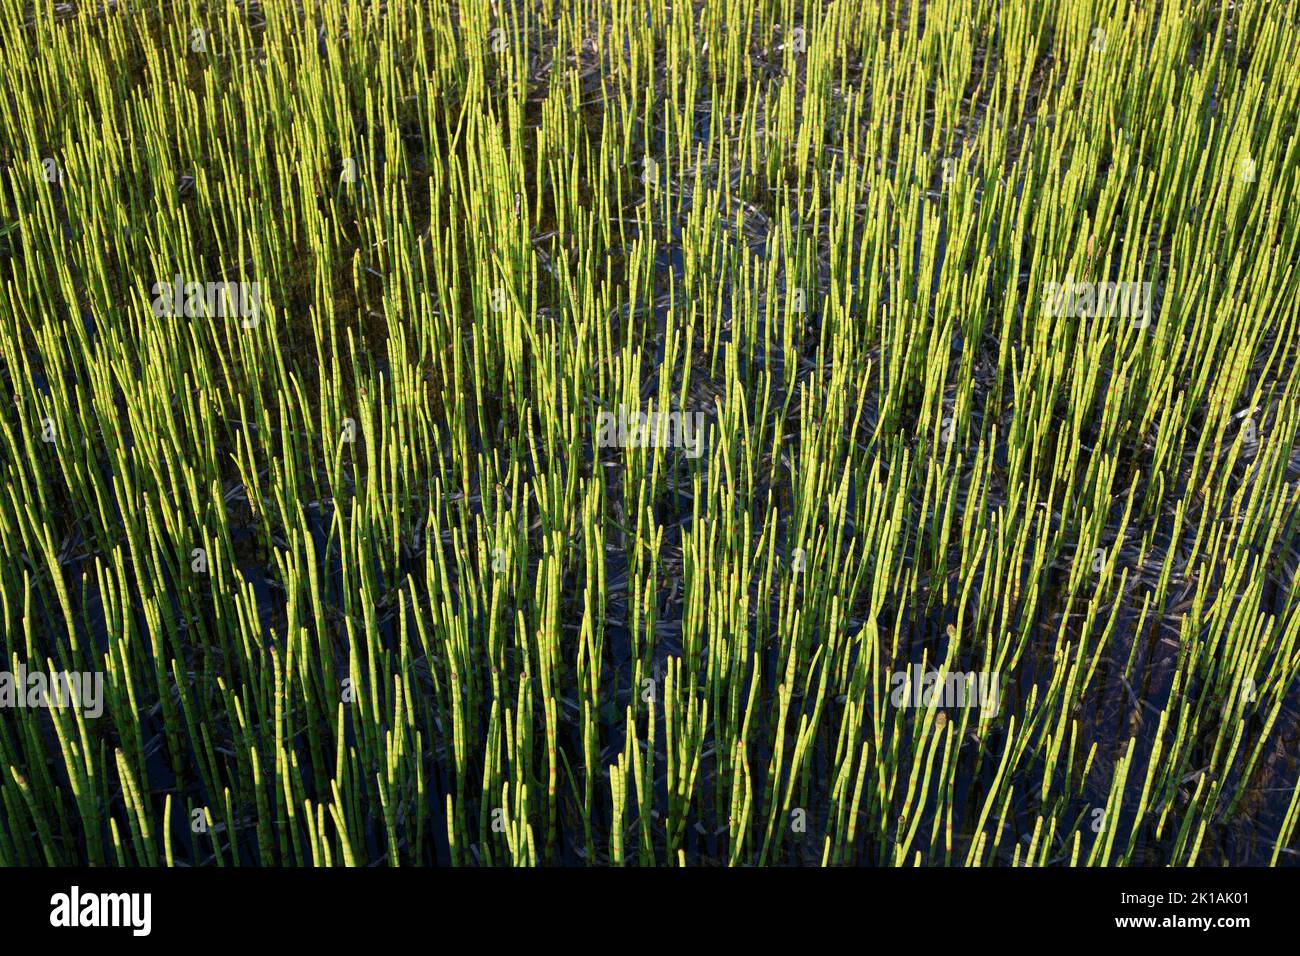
[0,0,1298,868]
